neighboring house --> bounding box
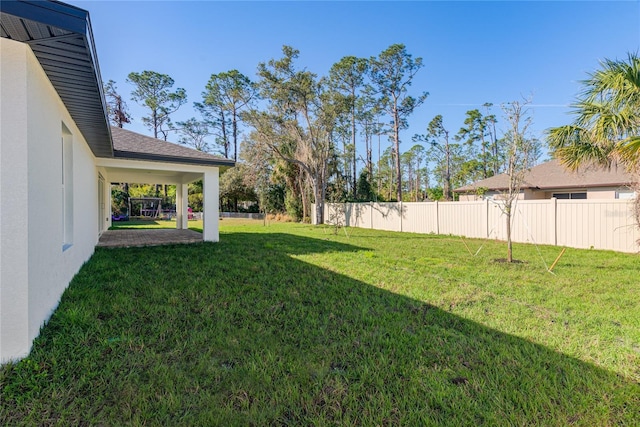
[454,159,635,201]
[0,1,233,364]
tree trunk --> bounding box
[314,178,324,225]
[153,110,158,139]
[299,172,308,222]
[220,110,229,158]
[445,133,452,200]
[352,104,357,200]
[232,109,238,162]
[506,204,513,262]
[393,109,402,201]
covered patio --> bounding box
[96,127,235,243]
[97,229,203,248]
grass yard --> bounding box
[1,222,639,425]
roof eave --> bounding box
[1,0,112,157]
[113,150,236,168]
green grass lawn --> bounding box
[1,222,639,425]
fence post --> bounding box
[550,197,557,246]
[370,201,373,229]
[485,198,490,238]
[399,201,403,232]
[435,200,440,235]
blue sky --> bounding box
[78,0,640,161]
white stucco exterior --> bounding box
[1,38,100,363]
[0,37,223,363]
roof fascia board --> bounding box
[113,150,236,168]
[96,157,220,173]
[0,0,87,34]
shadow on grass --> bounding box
[1,232,638,425]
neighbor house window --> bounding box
[616,190,636,200]
[552,192,586,200]
[62,124,73,250]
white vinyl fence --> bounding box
[316,200,640,253]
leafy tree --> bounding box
[219,164,258,212]
[188,180,203,212]
[127,70,187,140]
[356,169,374,201]
[454,158,486,188]
[329,56,369,198]
[405,144,427,201]
[359,104,383,182]
[368,44,428,202]
[202,70,257,161]
[175,117,211,152]
[194,99,229,157]
[264,183,286,214]
[111,185,129,215]
[240,133,284,216]
[374,145,397,200]
[103,80,131,128]
[245,46,336,224]
[414,115,455,200]
[427,186,444,201]
[456,105,500,178]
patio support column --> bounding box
[203,168,219,242]
[176,183,188,230]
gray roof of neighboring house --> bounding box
[454,159,634,193]
[111,127,235,168]
[1,0,112,157]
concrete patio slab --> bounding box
[97,229,203,248]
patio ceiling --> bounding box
[102,169,204,186]
[97,158,206,185]
[0,0,112,157]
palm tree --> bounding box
[548,53,640,170]
[548,53,640,228]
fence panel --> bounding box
[319,200,639,253]
[345,203,372,228]
[403,202,438,234]
[509,200,555,245]
[438,201,487,238]
[556,200,638,252]
[371,203,402,232]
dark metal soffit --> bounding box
[1,0,112,157]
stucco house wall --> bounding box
[459,188,630,201]
[1,38,100,363]
[1,0,232,364]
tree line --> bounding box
[105,45,638,226]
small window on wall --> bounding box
[62,123,73,250]
[552,192,586,199]
[616,190,636,200]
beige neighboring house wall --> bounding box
[455,159,635,201]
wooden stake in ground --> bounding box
[549,247,567,273]
[460,237,474,256]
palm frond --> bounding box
[619,135,640,169]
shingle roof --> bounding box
[454,159,633,192]
[1,0,112,157]
[110,126,234,168]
